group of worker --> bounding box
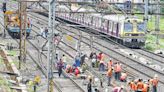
[128,75,159,92]
[57,54,85,77]
[89,52,159,92]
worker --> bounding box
[128,80,137,92]
[112,86,124,92]
[87,76,92,92]
[120,72,127,82]
[136,79,144,92]
[142,82,149,92]
[75,55,81,67]
[40,26,44,36]
[97,52,103,61]
[62,54,67,69]
[2,2,6,13]
[57,59,64,77]
[99,60,105,71]
[80,53,86,66]
[106,67,113,86]
[152,75,158,92]
[33,75,41,92]
[44,27,48,37]
[27,18,31,28]
[91,52,97,68]
[107,58,113,69]
[114,62,122,80]
[65,64,73,73]
[148,79,153,92]
[74,67,80,76]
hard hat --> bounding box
[121,85,124,89]
[94,78,99,82]
[154,74,158,78]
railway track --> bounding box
[29,13,164,88]
[3,1,164,90]
[0,15,85,92]
[29,13,136,74]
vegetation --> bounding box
[145,34,164,51]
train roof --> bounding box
[91,14,125,22]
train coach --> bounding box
[56,5,146,48]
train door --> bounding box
[92,16,96,28]
[95,17,100,28]
[116,23,119,37]
[112,22,117,36]
[106,20,109,34]
[108,21,113,36]
[104,19,108,33]
[90,16,93,26]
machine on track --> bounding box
[4,10,31,38]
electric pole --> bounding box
[47,0,56,92]
[90,34,93,53]
[77,30,82,56]
[144,0,148,33]
[19,0,27,69]
[155,0,160,45]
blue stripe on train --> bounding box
[8,27,31,33]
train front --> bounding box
[122,19,145,48]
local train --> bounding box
[56,5,146,48]
[4,11,31,38]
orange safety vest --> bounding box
[107,68,112,77]
[107,61,113,68]
[130,82,136,91]
[152,79,158,86]
[100,54,105,61]
[137,82,144,90]
[149,79,153,85]
[142,84,148,92]
[115,64,121,72]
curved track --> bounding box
[0,15,85,92]
[29,13,164,87]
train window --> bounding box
[124,22,133,32]
[137,23,144,32]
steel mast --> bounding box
[47,0,56,92]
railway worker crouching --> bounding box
[65,64,73,73]
[112,85,124,92]
[120,72,127,82]
[74,67,80,77]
